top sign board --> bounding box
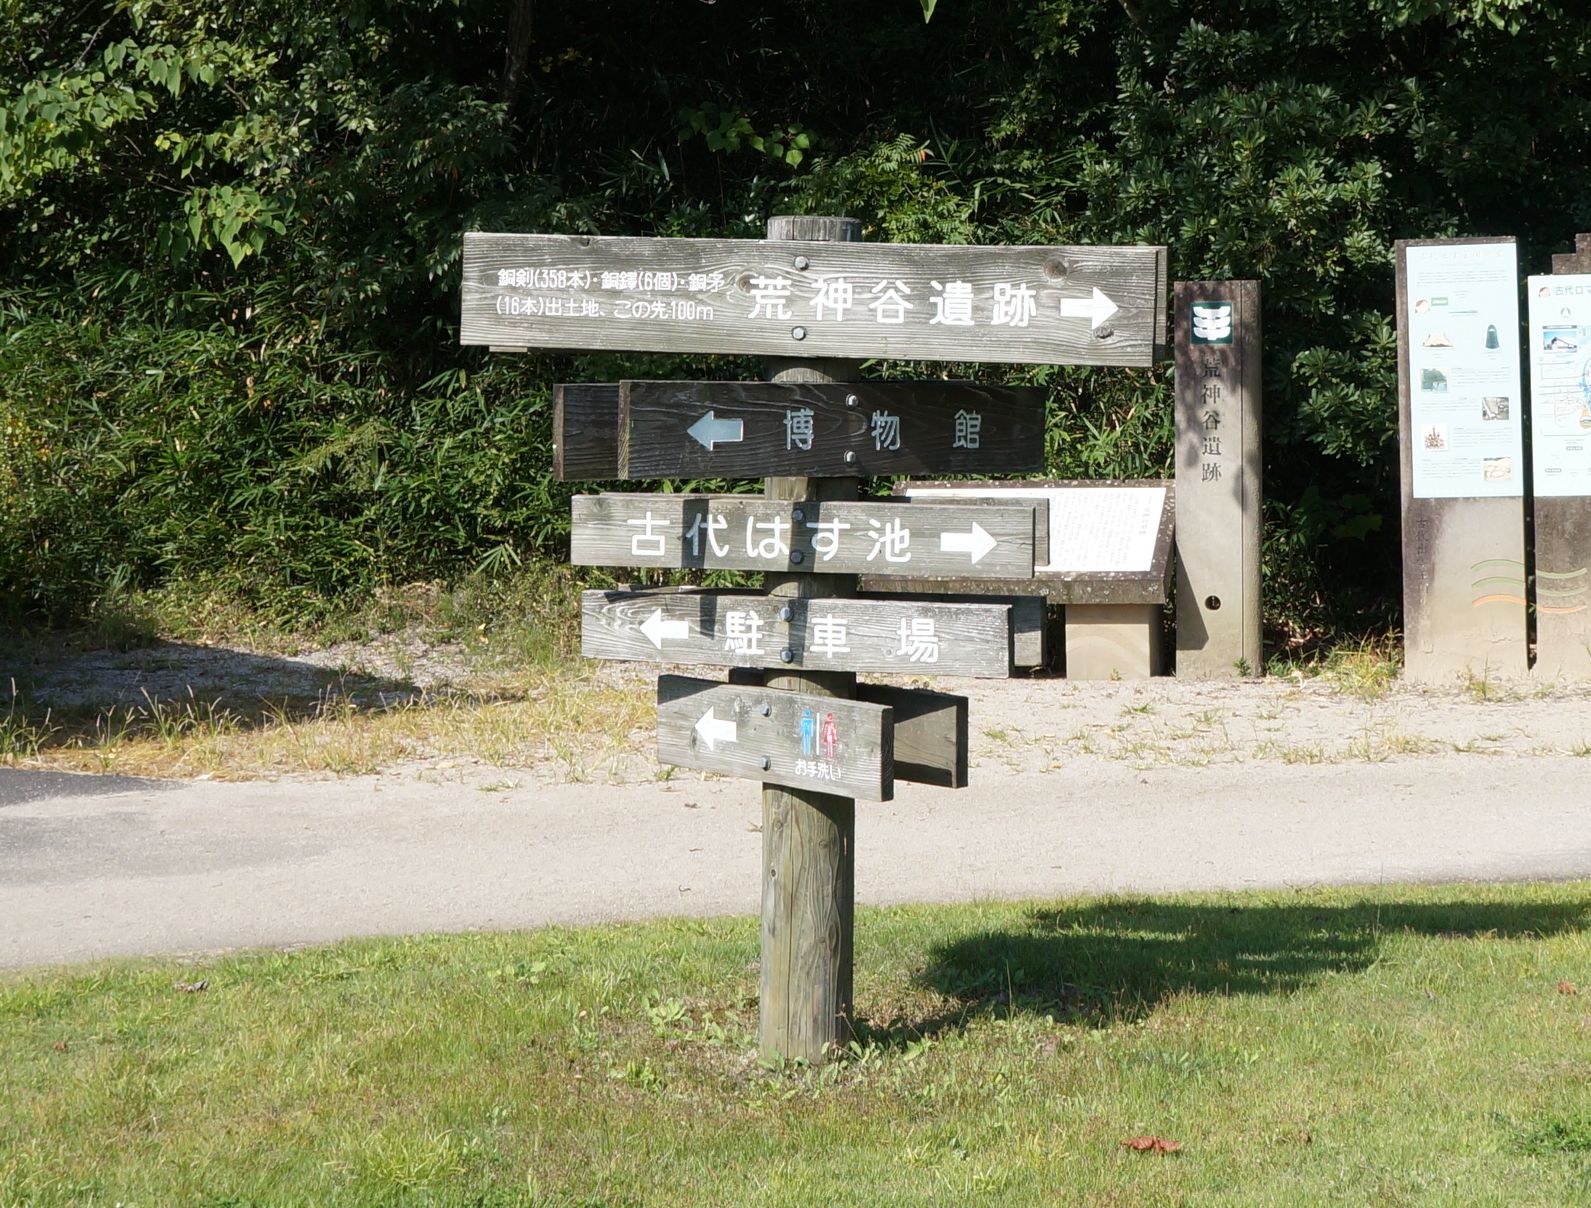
[461,233,1167,367]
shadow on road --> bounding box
[0,768,176,806]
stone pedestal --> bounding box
[1064,604,1164,680]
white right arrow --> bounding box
[639,608,690,649]
[687,411,745,450]
[940,521,998,565]
[694,707,737,751]
[1060,287,1120,330]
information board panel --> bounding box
[1527,273,1591,498]
[1394,237,1527,681]
[888,480,1175,605]
[1402,241,1524,500]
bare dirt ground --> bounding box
[11,632,1591,784]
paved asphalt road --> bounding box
[5,755,1591,970]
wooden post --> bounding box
[759,214,863,1062]
[1174,281,1263,677]
[1530,234,1591,680]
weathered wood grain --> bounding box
[611,380,1046,479]
[882,480,1175,606]
[854,683,967,789]
[729,668,969,787]
[580,587,1016,679]
[656,675,894,802]
[570,493,1037,579]
[757,213,861,1066]
[552,383,621,480]
[848,586,1047,669]
[461,232,1167,366]
[1174,281,1263,678]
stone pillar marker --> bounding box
[1174,280,1263,678]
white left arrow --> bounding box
[940,521,998,565]
[694,707,738,751]
[687,411,745,450]
[639,608,690,649]
[1060,287,1120,330]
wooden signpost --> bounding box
[551,380,1046,480]
[571,494,1039,579]
[618,380,1044,479]
[462,232,1167,366]
[580,589,1018,678]
[463,212,1169,1062]
[657,675,895,803]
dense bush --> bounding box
[4,0,1589,637]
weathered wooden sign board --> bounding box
[461,232,1167,366]
[725,665,967,789]
[552,380,1046,480]
[552,384,620,480]
[571,493,1038,579]
[864,480,1175,679]
[856,683,967,789]
[838,591,1048,671]
[581,588,1016,678]
[658,675,895,802]
[871,480,1175,604]
[728,668,972,789]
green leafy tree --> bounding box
[3,0,1589,642]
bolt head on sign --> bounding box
[460,232,1168,367]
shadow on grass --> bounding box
[861,895,1591,1045]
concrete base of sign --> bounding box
[1064,604,1163,680]
[1401,496,1527,685]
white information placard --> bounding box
[906,485,1166,573]
[1527,274,1591,497]
[1403,241,1524,499]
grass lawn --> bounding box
[4,881,1591,1206]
